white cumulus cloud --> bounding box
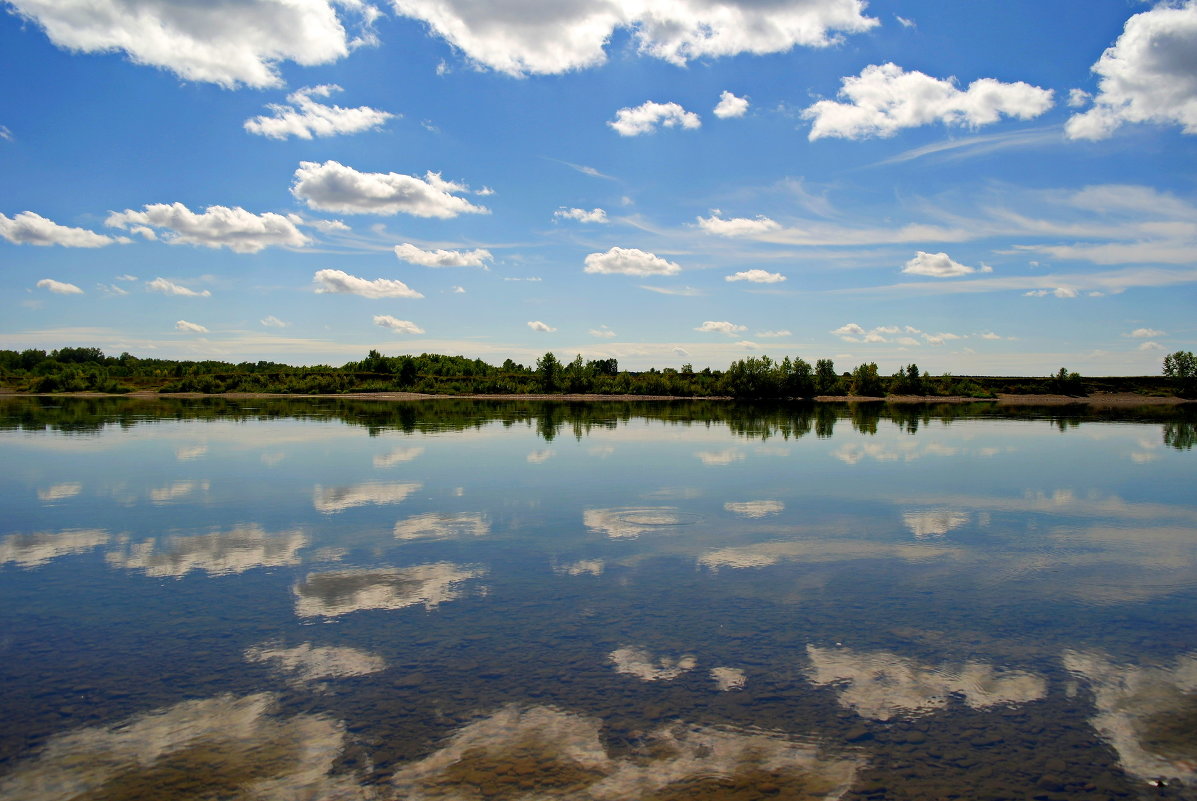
[6,0,373,88]
[175,320,208,333]
[696,212,781,237]
[713,90,749,118]
[696,321,747,335]
[291,160,489,218]
[106,203,310,253]
[901,251,977,277]
[609,101,700,136]
[527,320,556,332]
[313,269,423,299]
[589,325,616,338]
[584,247,682,276]
[244,84,394,140]
[260,315,287,328]
[393,242,492,268]
[35,278,83,294]
[146,277,211,297]
[726,269,785,283]
[1,211,120,247]
[1066,1,1197,140]
[805,62,1054,140]
[373,315,425,334]
[554,207,608,223]
[1128,328,1165,338]
[1025,287,1078,299]
[386,0,877,76]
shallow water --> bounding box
[1,397,1195,800]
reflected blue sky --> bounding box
[1,399,1195,800]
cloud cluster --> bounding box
[726,269,785,283]
[147,277,211,297]
[244,84,394,140]
[696,212,781,237]
[831,323,963,346]
[291,160,489,218]
[713,90,749,118]
[6,0,372,88]
[902,251,990,277]
[1,211,120,247]
[388,0,877,76]
[527,320,556,332]
[695,321,747,335]
[175,320,209,333]
[584,247,681,276]
[805,63,1054,140]
[393,242,491,268]
[555,207,608,223]
[106,203,310,253]
[313,269,422,298]
[1067,1,1197,140]
[373,315,424,334]
[36,278,83,295]
[609,101,700,136]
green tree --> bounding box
[1164,351,1197,398]
[815,358,839,395]
[850,362,884,397]
[1050,367,1084,396]
[536,352,562,392]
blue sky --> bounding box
[1,0,1194,374]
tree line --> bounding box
[0,346,1193,399]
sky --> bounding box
[1,0,1195,375]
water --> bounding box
[1,396,1195,800]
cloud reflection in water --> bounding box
[313,482,422,513]
[0,693,364,801]
[806,645,1046,721]
[106,525,307,577]
[293,563,486,618]
[1064,650,1197,787]
[391,704,861,801]
[0,528,110,569]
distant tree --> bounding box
[536,352,562,392]
[890,363,924,395]
[815,359,839,395]
[563,354,593,392]
[721,355,785,398]
[1050,367,1085,396]
[588,357,618,377]
[850,363,884,397]
[361,349,389,374]
[1164,350,1197,397]
[397,356,417,387]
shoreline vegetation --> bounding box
[1,346,1194,403]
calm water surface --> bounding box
[1,397,1196,801]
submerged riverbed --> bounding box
[1,397,1195,800]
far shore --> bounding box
[3,390,1191,406]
